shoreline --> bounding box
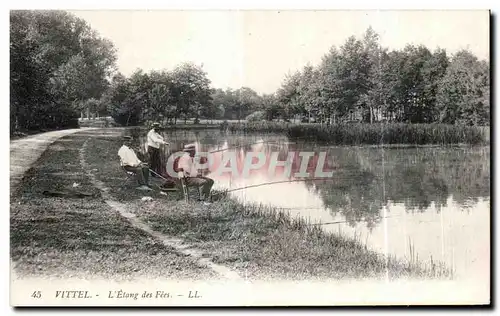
[225,122,489,146]
[10,127,453,281]
[83,128,451,281]
[131,122,491,149]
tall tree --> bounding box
[276,71,301,121]
[436,50,490,125]
[336,36,371,122]
[400,45,433,123]
[10,10,117,133]
[106,73,143,126]
[420,48,449,122]
[297,64,321,122]
[234,87,260,122]
[171,62,212,123]
[211,88,232,119]
[261,93,280,121]
[147,83,170,121]
[317,47,342,124]
[358,27,390,123]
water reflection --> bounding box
[132,129,489,222]
[132,129,490,279]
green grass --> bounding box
[140,200,451,281]
[10,131,215,280]
[224,122,488,145]
[83,129,452,281]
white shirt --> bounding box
[147,129,166,148]
[178,154,198,177]
[118,145,142,167]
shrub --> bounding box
[245,111,265,122]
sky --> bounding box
[70,10,490,94]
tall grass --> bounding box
[224,122,488,145]
[144,197,452,280]
[84,133,453,280]
[250,204,453,279]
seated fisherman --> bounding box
[178,143,214,204]
[118,136,152,191]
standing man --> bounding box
[118,136,152,191]
[147,122,169,177]
[178,143,214,205]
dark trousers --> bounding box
[124,165,150,186]
[184,176,214,201]
[147,146,162,175]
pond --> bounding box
[135,128,490,282]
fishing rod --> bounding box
[205,134,350,155]
[148,167,189,201]
[158,133,310,157]
[212,177,336,196]
[148,168,169,181]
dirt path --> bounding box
[10,128,85,280]
[10,129,216,280]
[79,132,242,281]
[10,128,89,193]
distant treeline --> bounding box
[10,11,490,135]
[269,27,490,126]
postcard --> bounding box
[9,9,491,307]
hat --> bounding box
[183,143,196,152]
[152,122,161,127]
[123,136,133,140]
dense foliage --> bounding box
[11,11,489,134]
[273,27,490,125]
[104,65,214,126]
[10,10,117,133]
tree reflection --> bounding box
[133,129,490,229]
[305,145,489,227]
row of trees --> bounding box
[11,11,489,133]
[103,64,214,126]
[110,26,489,126]
[10,10,239,129]
[274,27,490,125]
[211,87,279,121]
[10,10,117,133]
[107,73,277,125]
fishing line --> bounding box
[205,134,324,154]
[212,177,336,195]
[305,214,402,226]
[148,139,286,177]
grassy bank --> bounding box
[83,128,451,281]
[224,122,488,145]
[10,131,215,280]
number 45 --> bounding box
[31,291,41,299]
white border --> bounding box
[2,1,498,315]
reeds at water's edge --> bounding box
[231,200,453,279]
[224,122,488,145]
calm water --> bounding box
[136,129,490,281]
